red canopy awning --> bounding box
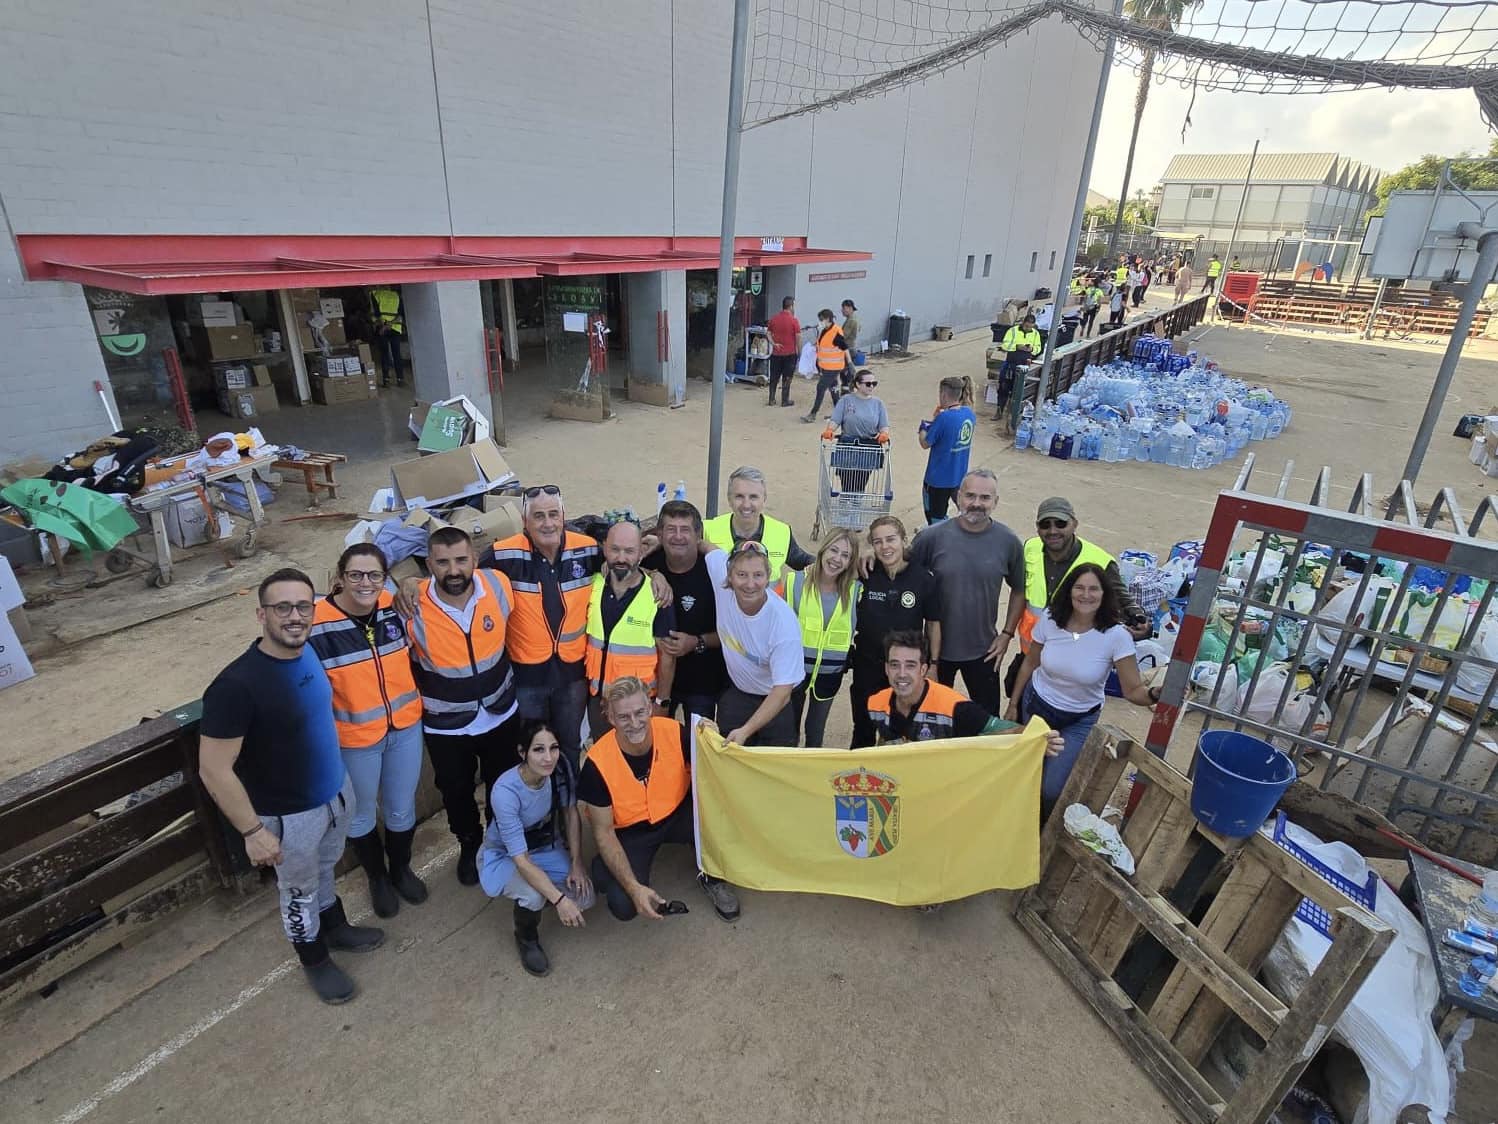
[18,234,871,294]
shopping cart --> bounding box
[813,438,893,540]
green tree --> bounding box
[1368,139,1498,217]
[1109,0,1202,253]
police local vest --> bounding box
[867,679,966,744]
[1002,326,1041,355]
[781,570,857,681]
[1207,259,1223,277]
[816,324,845,370]
[492,531,598,666]
[584,573,659,696]
[406,570,517,731]
[587,719,689,830]
[702,514,793,584]
[371,288,403,334]
[309,592,422,748]
[1018,536,1117,650]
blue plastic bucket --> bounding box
[1190,731,1295,837]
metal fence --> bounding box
[1148,457,1498,865]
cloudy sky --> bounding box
[1087,80,1494,199]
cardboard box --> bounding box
[0,610,34,691]
[390,438,515,509]
[548,388,611,423]
[449,497,523,546]
[299,317,347,351]
[165,493,234,548]
[355,342,374,368]
[214,363,254,390]
[198,300,239,327]
[191,323,259,361]
[628,380,674,407]
[417,402,471,453]
[408,395,492,444]
[932,325,954,341]
[288,288,322,312]
[319,297,345,320]
[217,384,280,419]
[313,373,369,406]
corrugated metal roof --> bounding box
[1159,152,1383,189]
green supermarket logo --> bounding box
[101,333,147,357]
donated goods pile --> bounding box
[1013,337,1292,467]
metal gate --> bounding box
[1148,456,1498,864]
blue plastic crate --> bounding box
[1269,812,1379,936]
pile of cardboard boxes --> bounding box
[288,290,380,405]
[187,300,282,421]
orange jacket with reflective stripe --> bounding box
[866,679,966,744]
[405,570,517,731]
[308,592,422,747]
[816,324,846,370]
[491,531,600,666]
[586,718,689,830]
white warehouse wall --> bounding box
[0,0,1104,459]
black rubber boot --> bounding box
[294,936,355,1004]
[456,835,481,886]
[384,827,429,905]
[319,897,384,953]
[513,903,550,977]
[349,831,399,918]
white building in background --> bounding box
[1154,152,1383,245]
[0,1,1103,462]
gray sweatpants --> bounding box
[259,774,355,944]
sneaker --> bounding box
[781,399,795,408]
[697,872,740,922]
[800,414,818,424]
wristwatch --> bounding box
[694,636,707,655]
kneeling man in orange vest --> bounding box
[577,677,740,922]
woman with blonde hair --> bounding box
[778,529,862,747]
[848,515,943,747]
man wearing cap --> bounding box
[998,314,1042,400]
[839,300,861,395]
[1006,497,1150,698]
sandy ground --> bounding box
[4,308,1498,1122]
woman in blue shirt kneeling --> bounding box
[479,720,594,977]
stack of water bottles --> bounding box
[1012,337,1292,470]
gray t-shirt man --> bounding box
[910,517,1026,662]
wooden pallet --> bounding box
[273,451,348,506]
[1015,726,1394,1124]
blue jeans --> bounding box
[1019,683,1100,805]
[516,678,588,773]
[340,723,424,836]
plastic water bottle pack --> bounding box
[1017,342,1291,471]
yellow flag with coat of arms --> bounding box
[692,720,1048,906]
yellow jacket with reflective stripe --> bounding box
[371,287,403,334]
[406,570,517,731]
[584,573,660,696]
[1206,259,1223,277]
[1018,536,1116,650]
[779,569,857,681]
[702,514,793,584]
[308,592,422,747]
[1001,326,1042,355]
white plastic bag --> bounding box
[1133,638,1169,674]
[796,341,817,377]
[1456,611,1498,698]
[1316,577,1400,646]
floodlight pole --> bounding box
[1221,138,1260,277]
[1401,227,1498,485]
[706,0,751,520]
[1036,0,1126,404]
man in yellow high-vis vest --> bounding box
[370,286,405,387]
[583,520,676,735]
[701,465,813,584]
[1202,255,1223,294]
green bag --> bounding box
[1,478,139,556]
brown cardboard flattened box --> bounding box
[312,373,369,406]
[192,323,259,361]
[390,439,515,510]
[448,496,523,546]
[218,384,279,419]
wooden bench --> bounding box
[273,451,348,506]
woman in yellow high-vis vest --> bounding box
[778,529,861,747]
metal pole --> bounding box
[1221,138,1259,276]
[1036,0,1126,403]
[1401,229,1498,485]
[1361,276,1388,339]
[705,0,751,520]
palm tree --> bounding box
[1107,0,1202,256]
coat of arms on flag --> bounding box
[832,768,899,858]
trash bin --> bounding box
[1033,286,1052,300]
[887,314,911,352]
[1055,315,1079,347]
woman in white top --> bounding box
[705,539,805,746]
[1004,563,1160,808]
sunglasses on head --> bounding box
[607,511,641,527]
[523,484,562,500]
[728,540,769,558]
[1037,518,1071,530]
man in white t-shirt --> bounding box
[704,542,803,746]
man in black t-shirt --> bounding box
[849,515,943,747]
[199,568,384,1005]
[645,500,727,721]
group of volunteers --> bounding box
[196,370,1168,1005]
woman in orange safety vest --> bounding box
[309,544,428,919]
